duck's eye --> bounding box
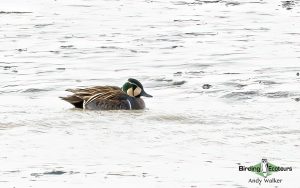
[133,87,142,97]
[127,87,134,97]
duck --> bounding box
[60,78,152,110]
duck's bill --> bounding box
[141,91,153,97]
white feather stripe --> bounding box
[84,93,104,107]
[126,99,132,110]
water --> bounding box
[1,0,300,187]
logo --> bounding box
[238,158,292,185]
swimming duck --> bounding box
[60,78,152,110]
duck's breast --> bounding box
[128,98,145,110]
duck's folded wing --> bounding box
[66,86,120,98]
[83,88,129,109]
[60,86,125,108]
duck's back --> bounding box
[61,86,146,110]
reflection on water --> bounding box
[281,0,297,10]
[0,0,300,187]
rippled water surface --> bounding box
[1,0,300,187]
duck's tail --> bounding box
[60,95,84,108]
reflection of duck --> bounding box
[60,78,152,110]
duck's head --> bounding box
[122,78,152,98]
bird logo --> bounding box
[261,158,269,177]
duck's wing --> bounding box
[65,86,121,98]
[60,86,127,109]
[83,87,130,109]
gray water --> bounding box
[1,0,300,187]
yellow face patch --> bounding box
[133,87,142,97]
[127,88,134,97]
